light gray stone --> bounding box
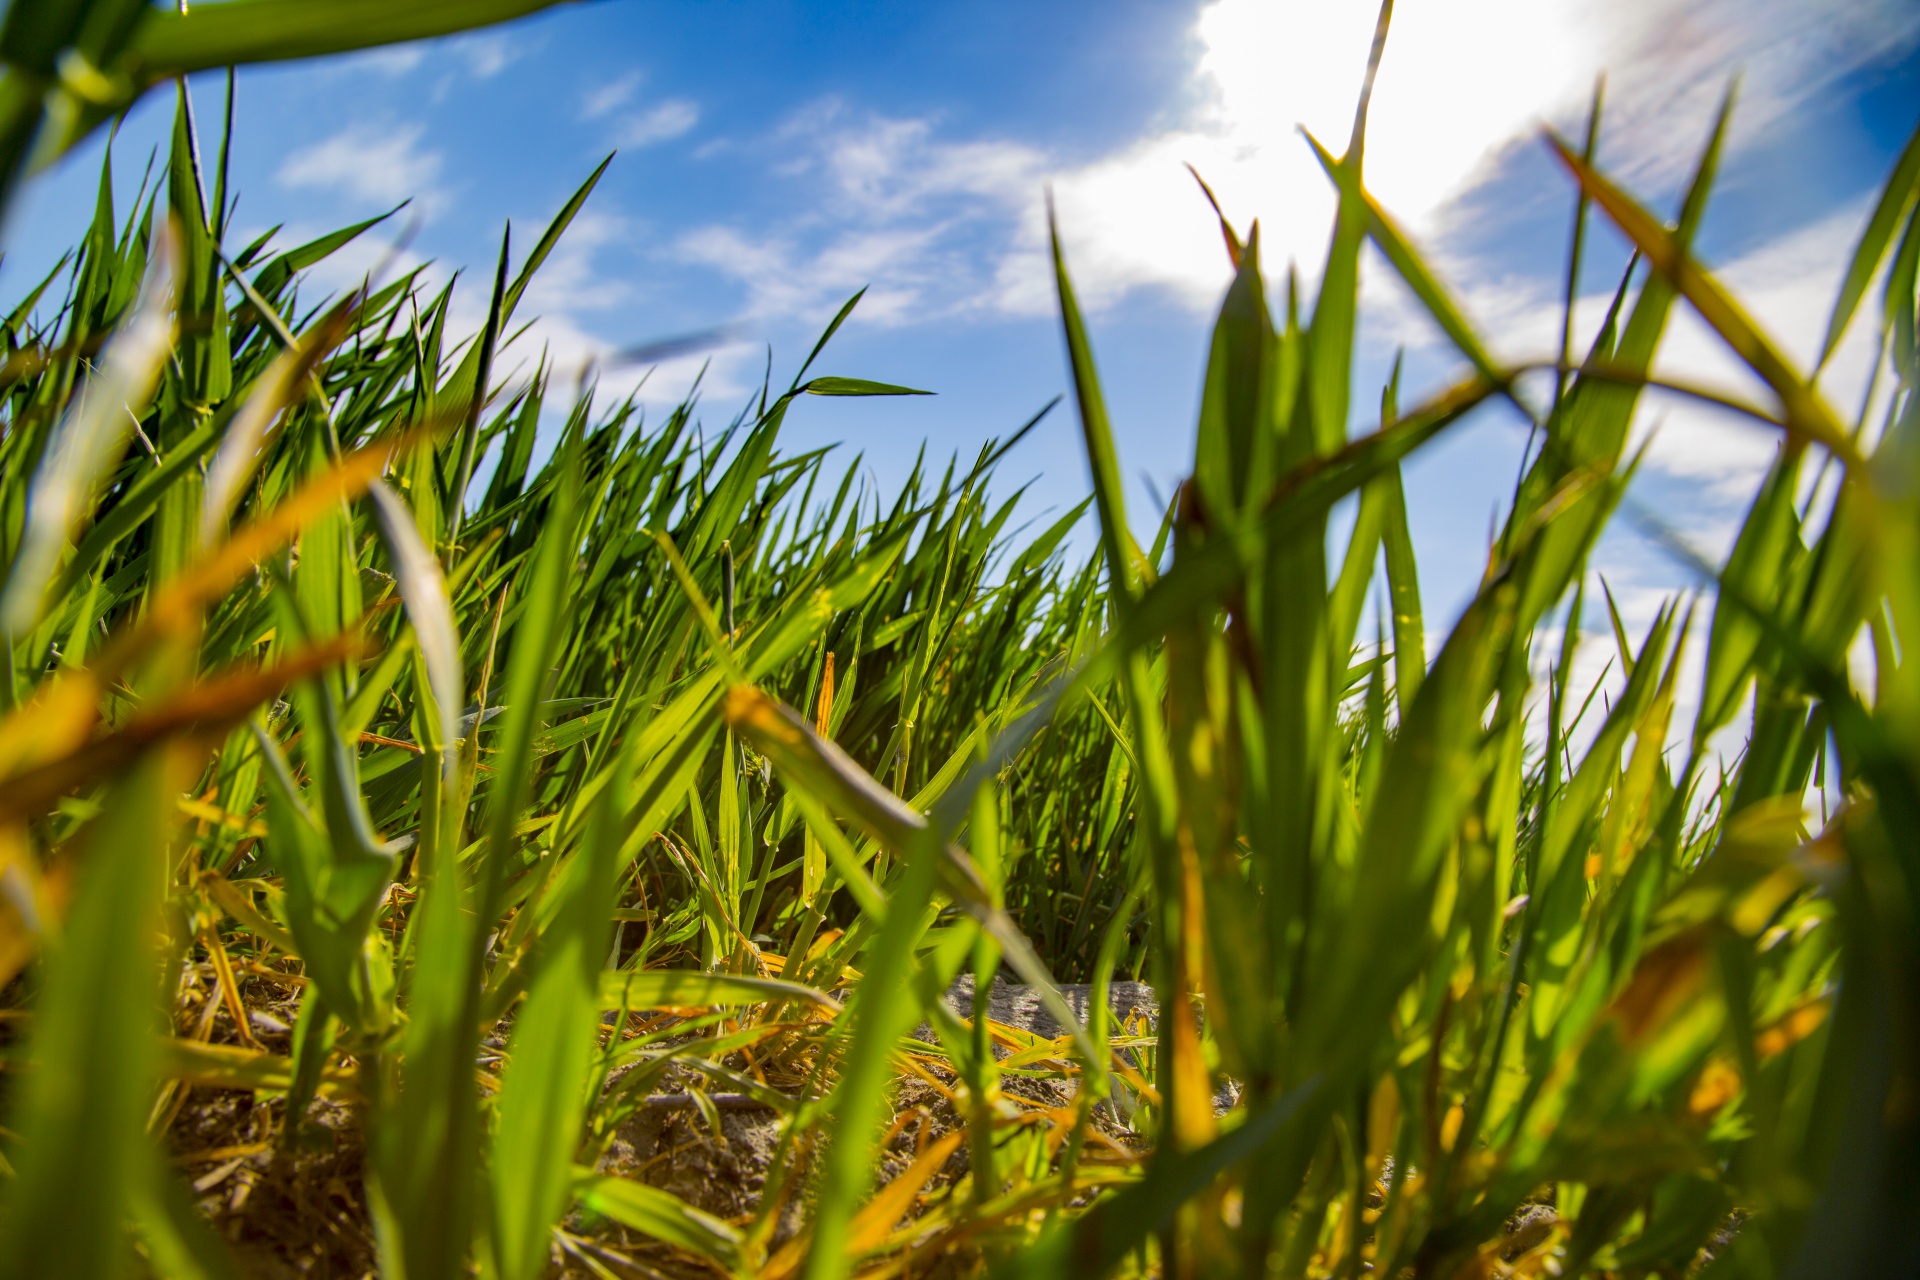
[935,973,1159,1042]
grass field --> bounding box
[0,2,1917,1278]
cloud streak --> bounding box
[582,71,643,120]
[277,124,445,211]
[616,99,700,148]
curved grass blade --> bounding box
[1546,131,1860,466]
[122,0,575,82]
[571,1172,744,1273]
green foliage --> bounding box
[0,4,1915,1278]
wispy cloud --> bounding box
[668,0,1916,333]
[1572,0,1920,190]
[1015,0,1920,317]
[615,99,700,147]
[277,123,444,210]
[514,208,633,315]
[679,222,951,325]
[450,31,521,79]
[351,46,427,77]
[582,71,644,120]
[676,101,1042,326]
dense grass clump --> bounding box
[0,3,1917,1278]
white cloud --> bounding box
[616,99,700,148]
[583,71,644,120]
[664,0,1916,334]
[454,32,519,79]
[676,103,1044,326]
[800,111,1039,217]
[352,46,427,77]
[679,222,946,325]
[1360,185,1886,512]
[277,124,444,210]
[1576,0,1920,189]
[990,0,1602,316]
[514,208,632,315]
[1024,0,1919,315]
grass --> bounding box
[0,2,1917,1278]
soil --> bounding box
[162,976,1168,1278]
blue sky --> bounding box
[5,0,1918,737]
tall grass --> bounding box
[0,2,1916,1278]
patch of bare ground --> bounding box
[158,977,1162,1277]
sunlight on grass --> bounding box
[0,3,1915,1278]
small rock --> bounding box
[1503,1203,1558,1259]
[935,974,1159,1042]
[923,976,1240,1115]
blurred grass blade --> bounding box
[128,1152,243,1280]
[598,968,838,1011]
[123,1,575,80]
[1818,117,1920,369]
[0,221,174,634]
[802,824,944,1280]
[571,1172,744,1272]
[1547,130,1860,465]
[367,478,462,773]
[1380,460,1423,713]
[0,630,366,823]
[0,751,180,1279]
[1000,1079,1321,1280]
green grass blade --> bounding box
[502,152,612,321]
[0,753,177,1279]
[491,728,639,1280]
[1050,201,1148,598]
[1547,130,1860,466]
[122,0,573,81]
[571,1171,745,1272]
[1304,130,1505,391]
[367,478,463,768]
[1379,461,1423,714]
[1818,117,1920,369]
[999,1079,1321,1280]
[597,968,838,1010]
[800,376,934,397]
